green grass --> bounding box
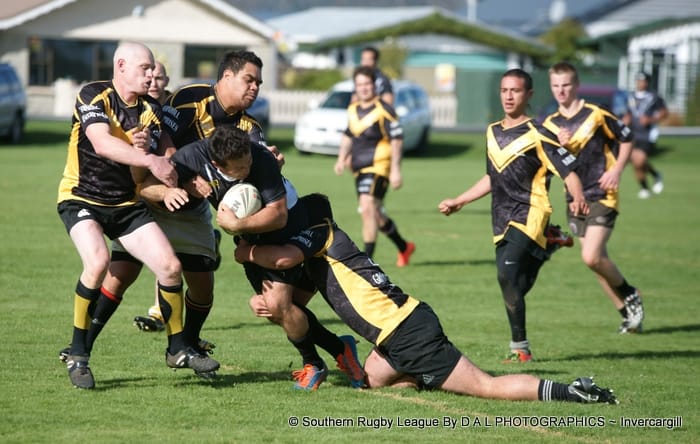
[0,120,698,443]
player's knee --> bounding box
[581,252,601,270]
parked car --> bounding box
[0,63,27,144]
[537,84,628,122]
[294,79,431,155]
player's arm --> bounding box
[439,174,491,216]
[334,134,352,175]
[563,171,588,216]
[85,122,177,187]
[234,239,304,270]
[217,196,287,235]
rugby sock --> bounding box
[538,379,577,402]
[288,334,324,368]
[85,287,122,353]
[297,304,344,357]
[364,242,376,258]
[639,178,650,190]
[615,280,637,299]
[71,281,100,356]
[183,290,212,347]
[509,340,530,352]
[380,218,407,252]
[619,307,628,318]
[157,282,186,352]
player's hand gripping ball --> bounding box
[221,183,263,218]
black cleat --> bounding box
[166,346,220,377]
[568,377,618,404]
[66,354,95,389]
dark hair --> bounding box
[361,46,380,62]
[353,65,376,83]
[217,50,263,80]
[502,68,533,91]
[636,72,651,82]
[301,193,334,225]
[549,61,579,84]
[208,126,251,165]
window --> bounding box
[28,38,117,86]
[183,45,244,79]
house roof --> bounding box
[0,0,275,38]
[268,7,551,58]
[584,0,700,37]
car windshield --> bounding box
[321,91,352,109]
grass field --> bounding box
[0,120,698,443]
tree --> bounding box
[539,18,588,64]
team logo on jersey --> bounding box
[77,209,91,218]
[371,272,387,286]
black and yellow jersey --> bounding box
[162,83,265,147]
[486,119,576,248]
[57,81,165,206]
[542,101,632,209]
[289,221,419,345]
[345,97,403,177]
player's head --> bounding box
[113,42,155,97]
[500,68,534,118]
[216,50,263,111]
[209,126,252,180]
[360,46,380,67]
[301,193,334,226]
[635,72,650,91]
[353,66,377,102]
[548,61,579,107]
[148,61,170,104]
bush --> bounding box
[281,68,345,90]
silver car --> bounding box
[0,63,26,144]
[294,79,431,155]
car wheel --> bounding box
[411,127,430,156]
[8,114,23,144]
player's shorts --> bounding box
[376,302,462,390]
[633,140,656,155]
[243,261,306,294]
[111,200,217,272]
[354,173,389,199]
[57,199,153,240]
[567,201,617,237]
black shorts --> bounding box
[243,261,306,294]
[567,201,617,237]
[57,200,154,240]
[633,140,655,155]
[377,302,462,390]
[111,250,217,272]
[355,173,389,199]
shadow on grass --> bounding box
[634,323,700,335]
[546,348,700,362]
[417,258,495,267]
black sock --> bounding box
[364,242,376,258]
[648,165,659,178]
[380,218,407,252]
[297,304,344,358]
[619,307,628,318]
[85,287,122,353]
[639,179,649,190]
[539,379,579,402]
[70,281,100,356]
[615,280,636,299]
[289,334,324,368]
[183,290,212,347]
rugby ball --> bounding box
[221,183,262,218]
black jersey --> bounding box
[374,68,393,98]
[345,97,403,176]
[542,101,632,209]
[57,81,166,206]
[170,140,306,244]
[627,90,666,143]
[162,83,265,147]
[289,221,420,345]
[486,119,576,248]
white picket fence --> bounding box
[27,83,458,128]
[266,89,457,128]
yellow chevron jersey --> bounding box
[162,83,265,147]
[486,119,577,249]
[289,221,419,346]
[542,101,632,210]
[57,81,166,206]
[344,97,403,177]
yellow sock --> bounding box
[158,284,183,335]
